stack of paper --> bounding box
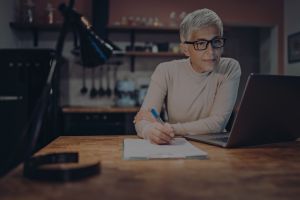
[123,138,208,160]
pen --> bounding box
[151,107,174,143]
[150,107,164,124]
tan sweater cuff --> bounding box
[171,123,187,136]
[135,120,152,138]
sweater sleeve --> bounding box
[171,59,241,135]
[135,64,168,138]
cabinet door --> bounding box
[0,52,29,163]
[63,112,136,135]
[0,49,53,176]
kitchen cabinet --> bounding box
[62,106,138,135]
[0,49,55,168]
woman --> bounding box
[134,8,241,144]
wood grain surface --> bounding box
[0,136,299,200]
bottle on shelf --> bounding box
[24,0,35,24]
[46,2,55,24]
[169,11,177,28]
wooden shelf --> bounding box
[108,25,181,71]
[10,22,63,46]
[10,22,62,31]
[107,25,179,33]
[10,22,183,70]
[124,51,184,57]
[11,23,179,32]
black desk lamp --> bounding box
[59,3,122,67]
[27,0,125,181]
[59,2,122,98]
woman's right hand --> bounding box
[142,122,175,144]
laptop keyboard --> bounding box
[185,132,229,144]
[205,132,230,143]
[211,137,229,143]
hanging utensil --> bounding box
[90,68,97,98]
[113,61,121,97]
[105,64,112,97]
[71,29,80,57]
[98,65,105,97]
[80,67,88,95]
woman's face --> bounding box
[181,26,223,73]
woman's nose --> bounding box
[206,42,215,54]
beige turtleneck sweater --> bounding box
[135,57,241,137]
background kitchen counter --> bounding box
[61,106,139,135]
[62,106,139,113]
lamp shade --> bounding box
[59,4,121,67]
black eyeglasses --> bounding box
[184,37,226,51]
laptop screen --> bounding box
[227,74,300,147]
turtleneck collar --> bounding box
[183,58,213,80]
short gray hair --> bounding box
[180,8,223,41]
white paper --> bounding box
[123,138,208,160]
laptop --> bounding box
[185,74,300,148]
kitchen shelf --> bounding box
[124,51,184,57]
[10,22,63,46]
[10,22,184,69]
[10,22,62,31]
[108,25,182,71]
[107,25,179,33]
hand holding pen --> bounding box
[141,107,174,145]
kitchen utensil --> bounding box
[105,64,112,97]
[89,68,97,98]
[98,65,105,97]
[113,62,120,96]
[80,67,88,95]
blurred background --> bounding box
[0,0,299,145]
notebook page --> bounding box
[123,138,208,160]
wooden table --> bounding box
[1,136,300,200]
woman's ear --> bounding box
[180,43,190,57]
